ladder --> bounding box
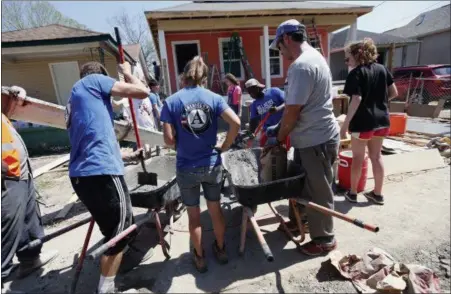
[226,32,254,81]
[304,18,324,56]
[209,64,225,95]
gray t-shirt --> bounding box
[284,47,338,149]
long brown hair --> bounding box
[224,73,239,86]
[345,37,378,65]
[183,56,208,86]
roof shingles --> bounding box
[383,4,450,38]
[331,29,419,50]
[2,24,106,43]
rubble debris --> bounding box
[330,247,441,293]
[223,149,260,186]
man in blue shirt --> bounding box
[66,61,151,293]
[245,78,286,147]
[148,80,163,131]
[160,56,240,273]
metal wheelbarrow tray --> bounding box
[124,155,182,259]
[221,148,307,261]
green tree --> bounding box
[1,1,87,32]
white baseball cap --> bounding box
[245,78,265,89]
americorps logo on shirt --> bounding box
[65,97,72,128]
[181,102,213,135]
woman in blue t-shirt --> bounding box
[160,56,240,273]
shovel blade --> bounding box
[138,172,158,186]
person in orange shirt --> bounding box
[1,86,58,280]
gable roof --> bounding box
[383,4,450,38]
[2,24,106,42]
[146,1,372,19]
[1,24,136,63]
[331,28,419,50]
[123,44,142,61]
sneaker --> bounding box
[344,191,358,203]
[119,245,155,274]
[212,240,228,265]
[364,191,385,205]
[173,202,186,222]
[18,249,59,279]
[299,239,337,256]
[193,249,208,273]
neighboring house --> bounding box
[1,24,137,106]
[330,29,419,81]
[384,4,451,65]
[145,1,372,95]
[123,43,154,83]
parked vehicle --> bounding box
[392,64,451,105]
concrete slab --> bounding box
[4,167,450,293]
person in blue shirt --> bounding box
[148,80,163,131]
[160,56,240,273]
[245,78,286,147]
[65,61,151,294]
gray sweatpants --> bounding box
[289,135,339,241]
[1,174,44,278]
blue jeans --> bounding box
[176,165,223,207]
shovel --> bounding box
[115,27,157,186]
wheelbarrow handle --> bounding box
[298,199,380,233]
[18,216,92,252]
[88,212,154,260]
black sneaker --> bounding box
[364,191,385,205]
[344,191,358,203]
[212,240,228,265]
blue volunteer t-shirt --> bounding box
[249,87,285,130]
[65,74,124,177]
[160,86,229,171]
[149,92,163,113]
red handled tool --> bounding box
[115,27,157,186]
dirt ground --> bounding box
[2,157,450,293]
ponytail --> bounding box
[183,56,208,86]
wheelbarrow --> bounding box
[221,148,379,262]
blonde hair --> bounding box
[183,56,208,86]
[345,37,378,65]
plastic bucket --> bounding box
[338,150,368,193]
[389,113,408,136]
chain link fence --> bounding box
[393,75,451,108]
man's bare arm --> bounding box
[276,105,302,142]
[219,108,241,151]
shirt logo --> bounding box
[65,98,72,129]
[257,100,275,116]
[181,102,213,135]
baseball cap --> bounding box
[245,78,265,89]
[269,19,306,50]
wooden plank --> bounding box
[33,154,70,179]
[157,14,357,32]
[367,149,445,179]
[2,89,165,147]
[54,193,78,221]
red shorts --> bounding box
[351,128,390,140]
[259,133,291,149]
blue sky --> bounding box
[52,1,450,35]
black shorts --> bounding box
[70,175,136,256]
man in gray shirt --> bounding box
[266,19,339,256]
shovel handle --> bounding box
[114,27,142,149]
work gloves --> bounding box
[266,122,281,138]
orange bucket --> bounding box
[388,113,408,136]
